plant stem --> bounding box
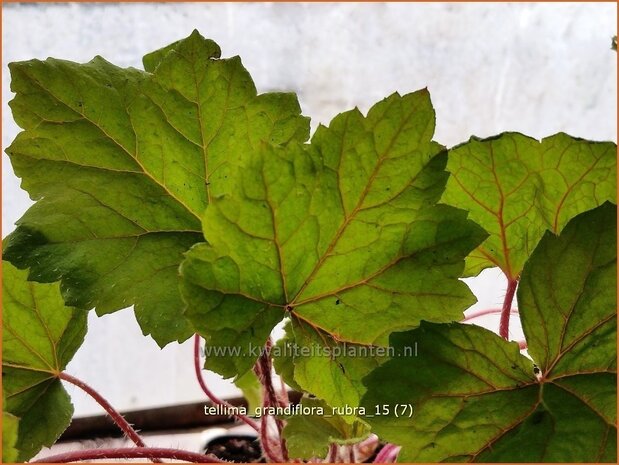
[255,339,289,461]
[259,341,288,408]
[462,307,519,323]
[326,444,338,463]
[58,372,160,462]
[499,279,518,339]
[354,434,380,462]
[32,447,223,463]
[259,415,284,462]
[193,334,259,432]
[373,444,401,463]
[347,445,355,463]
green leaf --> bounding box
[2,411,20,463]
[3,30,309,346]
[519,202,617,378]
[181,90,487,377]
[273,329,303,393]
[2,261,87,461]
[361,204,616,462]
[442,132,616,278]
[180,281,283,378]
[234,370,262,413]
[278,320,385,414]
[283,397,370,460]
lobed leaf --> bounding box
[2,261,87,461]
[3,30,309,346]
[275,320,385,415]
[233,370,263,413]
[282,397,370,460]
[442,132,616,278]
[519,202,616,378]
[180,90,487,378]
[361,204,617,462]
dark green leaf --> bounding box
[2,411,19,463]
[3,30,309,346]
[361,204,617,462]
[2,261,86,461]
[519,202,616,378]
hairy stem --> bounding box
[499,279,518,339]
[255,339,289,461]
[58,372,160,462]
[373,443,401,463]
[193,334,259,431]
[463,311,528,350]
[32,447,223,463]
[462,307,519,323]
[259,415,284,462]
[260,338,289,408]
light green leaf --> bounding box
[2,261,87,461]
[3,30,309,346]
[2,411,19,463]
[181,90,487,377]
[272,330,303,393]
[283,397,370,460]
[361,204,616,462]
[234,370,262,413]
[442,132,616,278]
[278,320,385,415]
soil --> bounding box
[204,434,265,463]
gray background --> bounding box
[3,2,617,417]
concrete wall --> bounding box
[3,2,616,416]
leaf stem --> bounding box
[193,334,259,431]
[58,372,160,462]
[31,447,223,463]
[255,339,289,461]
[326,444,338,462]
[499,279,518,339]
[460,308,518,323]
[373,443,401,463]
[462,307,519,323]
[347,445,355,463]
[259,415,284,462]
[354,434,380,462]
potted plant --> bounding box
[2,30,616,463]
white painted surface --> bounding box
[2,3,616,417]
